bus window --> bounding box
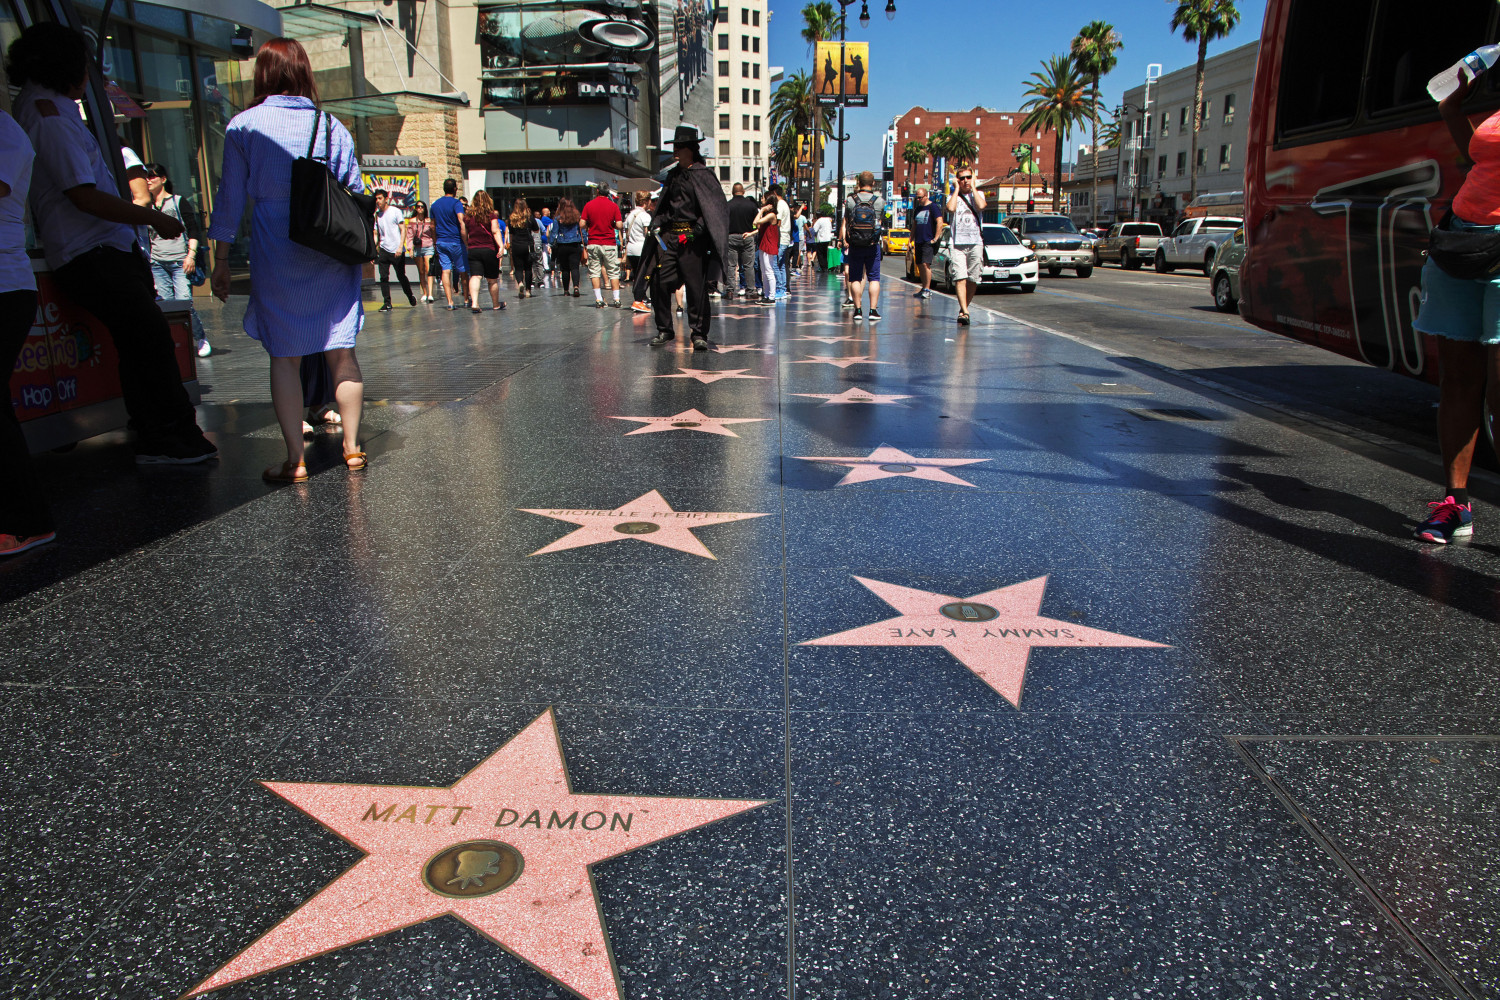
[1367,0,1495,115]
[1277,0,1376,137]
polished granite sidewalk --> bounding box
[2,274,1498,1000]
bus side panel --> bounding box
[1243,0,1450,383]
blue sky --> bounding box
[764,0,1269,176]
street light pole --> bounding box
[831,1,890,227]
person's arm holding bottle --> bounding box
[1441,71,1480,165]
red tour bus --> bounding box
[1243,0,1500,384]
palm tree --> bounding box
[926,126,979,195]
[1099,117,1122,148]
[1170,0,1240,206]
[1071,21,1122,227]
[769,70,831,196]
[902,139,927,189]
[1018,54,1096,214]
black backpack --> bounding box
[847,194,880,247]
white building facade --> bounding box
[712,0,774,194]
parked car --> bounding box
[932,224,1039,293]
[1093,221,1164,269]
[882,228,910,256]
[1001,213,1093,277]
[1156,216,1243,275]
[1209,227,1246,313]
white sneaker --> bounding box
[196,340,212,358]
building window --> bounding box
[1219,144,1232,170]
[1157,154,1167,175]
[720,165,731,180]
[753,63,760,79]
[945,116,950,125]
[741,7,749,23]
[1124,120,1133,141]
[717,5,728,22]
[720,87,730,103]
[1201,99,1211,125]
[742,61,750,77]
[720,113,731,130]
[753,115,760,130]
[1179,106,1188,130]
[1223,93,1236,125]
[742,88,750,103]
[914,116,920,124]
[719,140,731,156]
[755,165,763,180]
[742,114,750,129]
[1176,151,1186,176]
[743,166,751,181]
[753,89,760,104]
[719,60,729,76]
[743,140,750,156]
[719,33,729,49]
[752,10,759,26]
[903,131,908,139]
[742,34,749,51]
[1196,147,1208,173]
[753,140,760,156]
[753,37,760,53]
[1160,112,1169,137]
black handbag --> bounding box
[289,111,377,265]
[1428,210,1500,280]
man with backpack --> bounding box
[840,171,885,321]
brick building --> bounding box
[893,105,1059,193]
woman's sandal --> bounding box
[957,312,971,326]
[263,460,309,484]
[344,451,368,471]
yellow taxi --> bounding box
[881,228,910,255]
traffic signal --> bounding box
[1026,199,1035,212]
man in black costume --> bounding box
[646,124,729,351]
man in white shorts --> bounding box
[946,168,986,325]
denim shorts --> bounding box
[415,246,435,258]
[1413,216,1500,346]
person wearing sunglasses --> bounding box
[945,169,986,325]
[405,201,435,302]
[144,163,211,356]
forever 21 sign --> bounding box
[499,169,570,185]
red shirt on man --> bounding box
[581,195,622,246]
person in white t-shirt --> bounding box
[372,189,415,311]
[811,213,833,270]
[623,190,652,311]
[945,167,987,325]
[0,108,56,556]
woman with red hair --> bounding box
[209,37,369,481]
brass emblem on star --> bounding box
[423,840,523,899]
[939,601,999,623]
[613,521,661,535]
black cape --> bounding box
[639,160,731,284]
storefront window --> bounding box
[132,1,187,35]
[136,32,193,104]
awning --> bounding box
[135,0,281,37]
[322,91,471,117]
[615,178,659,193]
[277,2,377,40]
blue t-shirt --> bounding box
[430,195,465,244]
[909,202,944,244]
[538,215,555,244]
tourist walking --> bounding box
[725,182,758,299]
[0,104,55,556]
[144,163,212,356]
[908,187,944,298]
[945,167,985,325]
[373,188,416,312]
[644,125,730,350]
[507,197,539,299]
[465,190,505,312]
[624,190,652,309]
[841,170,885,321]
[405,200,435,301]
[754,191,780,304]
[208,36,367,479]
[773,184,792,299]
[430,178,467,310]
[1411,71,1500,543]
[791,203,808,277]
[582,184,623,307]
[10,22,213,465]
[811,211,833,270]
[538,206,555,278]
[553,198,584,296]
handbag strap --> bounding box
[305,109,332,162]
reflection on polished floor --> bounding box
[2,274,1498,1000]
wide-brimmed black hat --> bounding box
[671,123,704,148]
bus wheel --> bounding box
[1214,274,1237,313]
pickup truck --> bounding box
[1155,216,1243,275]
[1093,222,1163,270]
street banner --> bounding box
[813,41,869,107]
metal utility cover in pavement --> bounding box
[1075,383,1152,395]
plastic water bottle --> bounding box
[1428,44,1500,101]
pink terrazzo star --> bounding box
[519,489,770,559]
[791,335,863,344]
[792,355,893,369]
[792,386,913,405]
[652,367,769,384]
[795,445,989,486]
[608,408,769,438]
[185,710,767,1000]
[713,343,775,353]
[801,576,1168,707]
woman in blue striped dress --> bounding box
[209,38,367,481]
